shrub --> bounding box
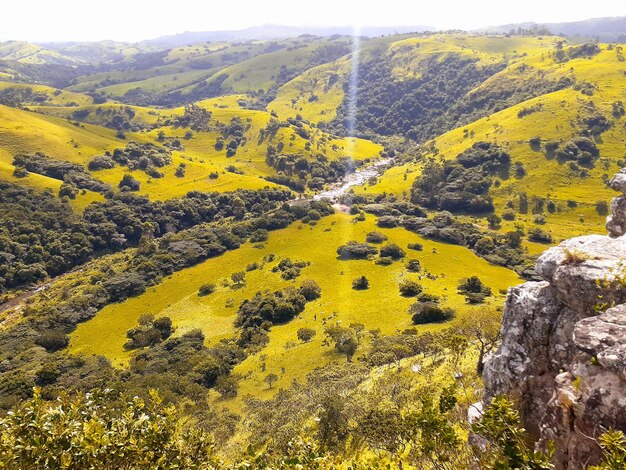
[502,210,516,221]
[231,271,246,284]
[102,272,146,302]
[411,302,455,324]
[124,316,173,350]
[408,243,423,251]
[528,228,553,243]
[596,200,609,216]
[299,279,322,301]
[215,375,239,398]
[297,327,317,343]
[35,330,69,352]
[458,276,492,298]
[88,155,116,171]
[379,243,406,259]
[406,259,421,272]
[399,280,423,297]
[249,229,269,242]
[486,213,501,229]
[352,276,370,290]
[119,174,140,191]
[198,283,216,296]
[13,167,29,178]
[337,241,378,259]
[307,209,321,221]
[528,136,541,150]
[236,287,309,328]
[365,231,388,243]
[0,389,221,468]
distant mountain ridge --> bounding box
[480,15,626,41]
[140,24,434,48]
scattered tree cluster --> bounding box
[411,142,510,213]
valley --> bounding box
[0,20,625,468]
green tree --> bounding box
[231,271,246,285]
[472,396,554,469]
[452,307,502,375]
[0,388,220,469]
[323,325,359,362]
[264,373,278,389]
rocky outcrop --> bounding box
[483,170,626,469]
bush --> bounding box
[13,167,29,178]
[216,375,239,398]
[337,241,378,259]
[399,280,423,297]
[596,200,609,216]
[501,210,516,221]
[249,229,269,242]
[0,389,221,468]
[35,329,69,352]
[486,213,501,229]
[236,287,309,328]
[119,174,140,191]
[352,276,370,290]
[528,228,553,243]
[231,271,246,284]
[124,316,173,350]
[365,231,388,243]
[297,327,317,343]
[198,283,216,296]
[407,243,423,251]
[88,155,116,171]
[102,272,147,302]
[379,243,406,259]
[411,142,509,213]
[411,302,455,324]
[299,279,322,301]
[406,259,421,272]
[458,276,492,297]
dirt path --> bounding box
[0,271,75,315]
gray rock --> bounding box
[609,169,626,194]
[482,168,626,469]
[535,235,626,313]
[607,195,626,238]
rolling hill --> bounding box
[0,26,625,466]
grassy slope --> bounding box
[358,42,624,245]
[0,93,383,202]
[66,42,267,95]
[70,213,519,394]
[0,41,82,65]
[269,34,559,124]
[268,58,350,123]
[84,100,382,200]
[0,104,125,165]
[0,81,94,106]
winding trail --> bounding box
[0,271,75,315]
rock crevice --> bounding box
[483,170,626,469]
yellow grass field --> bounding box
[70,213,520,398]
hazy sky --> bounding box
[1,0,624,42]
